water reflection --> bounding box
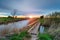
[40,26,44,33]
[0,20,29,34]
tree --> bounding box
[39,15,44,25]
[40,15,44,19]
[8,16,12,18]
[11,9,17,18]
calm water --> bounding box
[40,26,44,33]
[0,20,29,33]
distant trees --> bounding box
[50,12,60,23]
[50,12,60,17]
[8,16,12,18]
[46,12,60,24]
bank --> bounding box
[0,17,27,25]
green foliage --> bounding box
[8,16,13,19]
[39,16,44,24]
[0,38,5,40]
[0,17,22,24]
[7,31,31,40]
[39,19,44,24]
[38,33,53,40]
[18,31,28,37]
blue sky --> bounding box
[0,0,60,16]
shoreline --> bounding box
[0,18,27,25]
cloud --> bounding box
[0,12,9,16]
[0,0,60,16]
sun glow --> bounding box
[29,16,33,18]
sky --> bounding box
[0,0,60,16]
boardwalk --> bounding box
[28,22,40,40]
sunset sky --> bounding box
[0,0,60,16]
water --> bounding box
[40,26,44,33]
[0,20,29,34]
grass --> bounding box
[38,12,60,40]
[38,33,54,40]
[0,17,25,24]
[5,31,31,40]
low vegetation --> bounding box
[44,12,60,25]
[38,12,60,40]
[38,33,53,40]
[39,16,44,25]
[0,31,31,40]
[0,17,26,24]
[43,12,60,40]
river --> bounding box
[0,20,29,35]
